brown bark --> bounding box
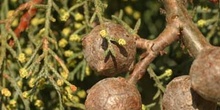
[162,0,212,57]
[129,0,213,84]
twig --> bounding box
[68,1,87,13]
[94,0,108,24]
[48,76,64,110]
[8,0,44,47]
[48,49,69,75]
[129,0,213,84]
[128,50,157,84]
[48,64,77,92]
[162,0,212,57]
[147,67,165,92]
[24,43,42,69]
[3,74,30,110]
[129,22,181,84]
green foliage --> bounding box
[0,0,219,110]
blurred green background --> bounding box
[0,0,219,109]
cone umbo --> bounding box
[85,77,142,110]
[82,22,136,76]
[190,47,220,102]
[162,75,216,110]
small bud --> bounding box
[24,47,33,56]
[17,80,23,88]
[133,11,141,20]
[31,17,45,26]
[99,29,107,38]
[74,22,83,29]
[7,10,14,18]
[28,78,35,88]
[12,18,19,28]
[74,12,84,21]
[18,53,26,63]
[65,86,72,94]
[67,94,80,102]
[70,85,77,92]
[118,38,126,45]
[197,19,206,27]
[164,69,172,77]
[34,100,44,107]
[1,88,11,97]
[77,90,86,98]
[58,38,68,48]
[64,50,74,57]
[61,71,68,79]
[56,79,64,86]
[59,9,70,21]
[9,99,17,107]
[22,91,29,99]
[124,6,133,15]
[19,68,28,78]
[62,27,71,37]
[69,34,81,42]
[85,66,91,76]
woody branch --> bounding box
[128,0,211,84]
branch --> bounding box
[128,22,181,84]
[129,0,212,84]
[162,0,212,57]
[7,0,44,47]
[3,74,30,110]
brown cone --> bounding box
[190,47,220,102]
[162,75,216,110]
[82,22,136,76]
[85,77,142,110]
